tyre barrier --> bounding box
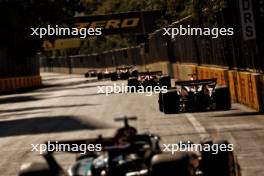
[0,75,42,93]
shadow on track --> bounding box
[0,95,45,104]
[0,115,110,137]
[0,104,98,114]
[48,93,105,99]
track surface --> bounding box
[0,73,264,176]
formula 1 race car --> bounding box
[159,78,231,114]
[110,66,134,81]
[97,69,112,80]
[18,117,241,176]
[127,71,171,91]
[84,70,97,78]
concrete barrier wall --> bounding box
[0,75,42,93]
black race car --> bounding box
[159,78,231,114]
[97,69,112,80]
[127,71,171,91]
[110,66,134,81]
[84,70,97,78]
[19,117,241,176]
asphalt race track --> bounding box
[0,73,264,176]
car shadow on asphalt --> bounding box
[0,115,110,137]
[48,93,106,99]
[0,95,45,104]
[0,103,98,114]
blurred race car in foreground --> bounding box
[19,117,241,176]
[128,71,171,91]
[159,78,231,114]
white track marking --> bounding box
[184,113,210,139]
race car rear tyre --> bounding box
[111,72,118,81]
[120,72,130,80]
[161,89,180,114]
[201,140,236,176]
[150,152,192,176]
[97,73,103,80]
[131,70,138,77]
[159,75,171,88]
[84,73,89,78]
[158,92,163,112]
[127,77,140,92]
[214,86,231,110]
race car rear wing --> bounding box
[175,78,217,87]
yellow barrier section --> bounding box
[237,72,250,105]
[0,75,42,93]
[197,66,228,85]
[248,73,261,111]
[172,63,197,81]
[146,61,171,75]
[228,70,238,103]
[259,75,264,112]
[235,72,261,110]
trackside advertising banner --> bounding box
[74,10,164,35]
